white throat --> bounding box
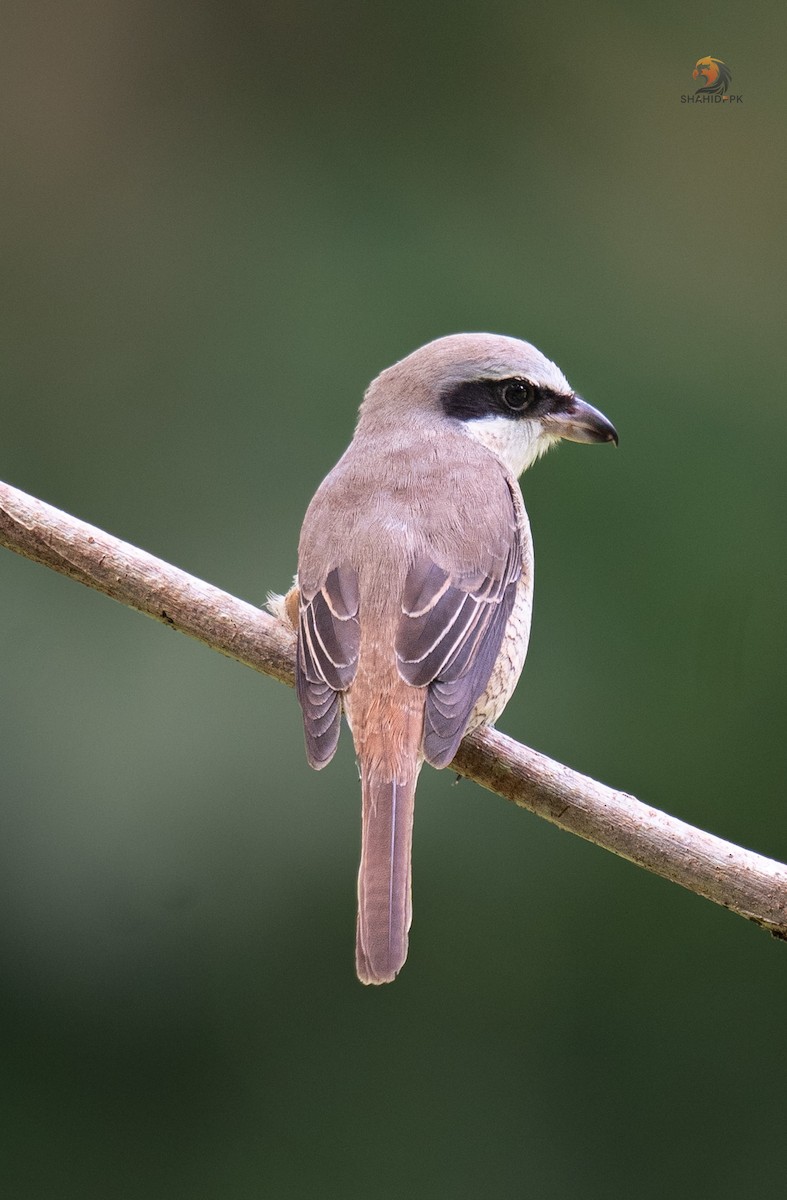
[460,415,555,478]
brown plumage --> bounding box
[283,334,617,984]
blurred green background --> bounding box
[2,2,786,1196]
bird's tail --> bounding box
[356,760,421,985]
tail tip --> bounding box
[355,939,407,986]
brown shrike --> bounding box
[273,333,617,985]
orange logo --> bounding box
[693,57,732,96]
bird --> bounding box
[272,333,617,985]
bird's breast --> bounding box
[466,572,533,730]
[466,481,534,730]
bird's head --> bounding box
[692,57,731,95]
[693,57,720,86]
[360,332,618,478]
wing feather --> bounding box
[395,503,521,769]
[296,565,360,768]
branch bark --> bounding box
[2,477,786,940]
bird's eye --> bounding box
[501,380,533,411]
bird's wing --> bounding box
[296,565,360,768]
[395,483,521,768]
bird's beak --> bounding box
[547,394,619,446]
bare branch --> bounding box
[0,479,296,686]
[2,478,786,939]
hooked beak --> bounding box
[547,394,619,446]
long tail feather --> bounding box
[356,765,419,985]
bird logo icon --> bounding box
[693,57,732,96]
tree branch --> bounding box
[2,478,786,940]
